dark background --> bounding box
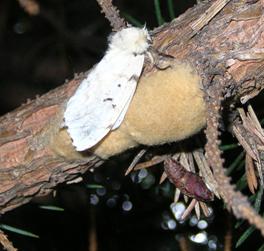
[0,0,196,115]
[0,0,263,250]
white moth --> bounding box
[64,27,151,151]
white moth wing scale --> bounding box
[64,27,150,151]
[112,61,144,130]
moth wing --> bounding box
[64,52,145,151]
[111,85,135,130]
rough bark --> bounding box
[0,78,104,213]
[0,0,263,214]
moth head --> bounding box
[109,27,151,55]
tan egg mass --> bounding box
[93,62,206,159]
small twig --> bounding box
[0,230,17,251]
[248,105,264,142]
[234,106,264,186]
[200,202,211,217]
[181,199,197,220]
[224,214,233,251]
[245,153,258,194]
[174,188,181,203]
[194,201,201,220]
[232,123,258,161]
[96,0,126,31]
[191,0,232,33]
[204,78,264,236]
[88,208,97,251]
[178,235,190,251]
[179,152,193,172]
[134,155,168,170]
[159,171,167,184]
[193,150,220,198]
[167,0,233,49]
[125,149,147,176]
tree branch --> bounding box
[96,0,126,31]
[0,0,263,232]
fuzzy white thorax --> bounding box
[108,27,151,55]
[64,27,151,151]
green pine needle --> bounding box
[236,226,255,248]
[236,174,247,190]
[235,187,263,246]
[226,152,245,175]
[86,184,105,189]
[39,205,64,211]
[220,143,239,151]
[0,224,39,238]
[254,186,263,213]
[167,0,175,20]
[122,13,144,27]
[257,243,264,251]
[154,0,165,25]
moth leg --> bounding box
[146,48,175,70]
